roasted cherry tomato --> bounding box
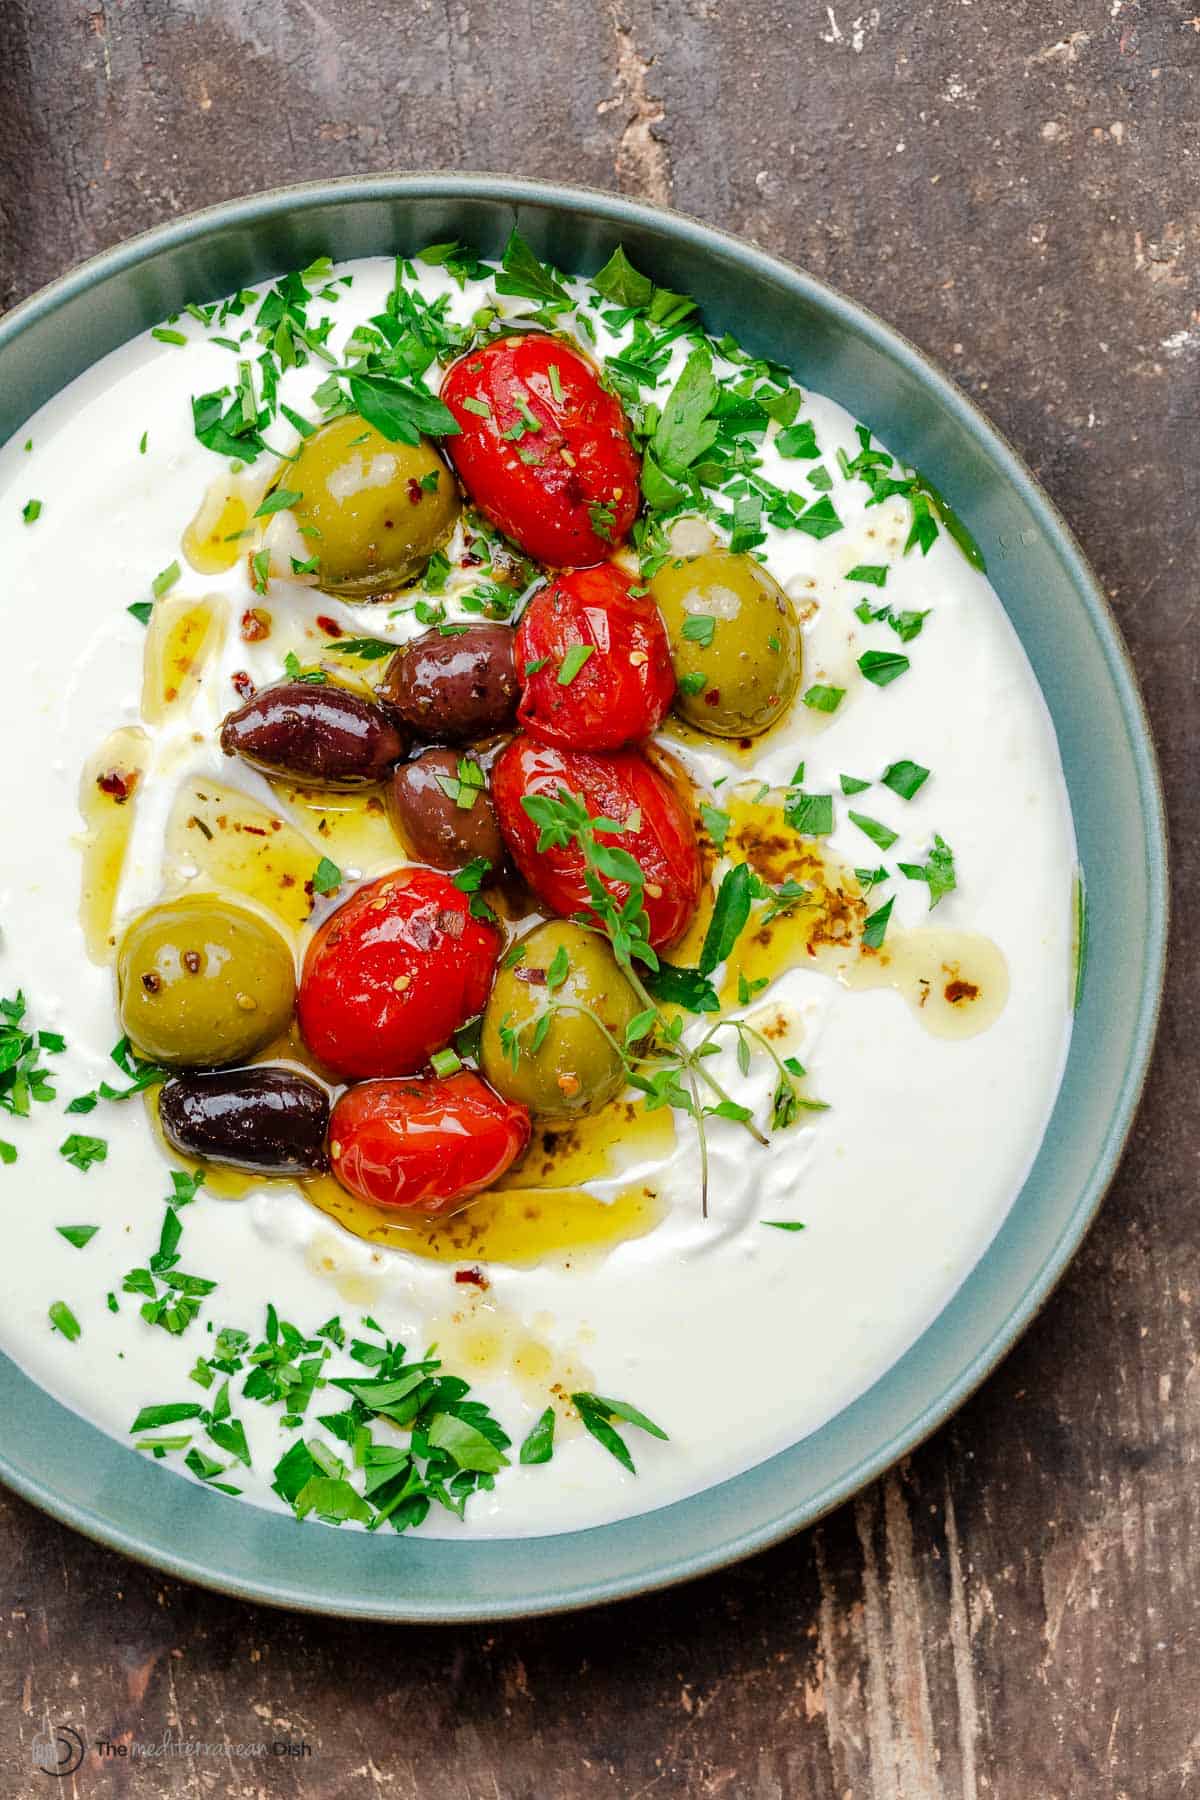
[515,564,675,751]
[441,334,640,567]
[492,738,701,949]
[328,1073,530,1215]
[298,869,500,1080]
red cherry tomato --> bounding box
[298,869,500,1080]
[442,334,640,567]
[515,564,675,751]
[492,737,701,949]
[329,1074,530,1215]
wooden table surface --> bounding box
[0,3,1193,1795]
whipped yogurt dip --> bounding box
[0,248,1076,1537]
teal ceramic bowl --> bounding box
[0,176,1167,1620]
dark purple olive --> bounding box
[219,680,405,788]
[158,1066,330,1174]
[380,624,518,742]
[387,748,505,872]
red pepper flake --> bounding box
[945,979,979,1005]
[704,688,722,707]
[240,607,271,643]
[96,767,138,804]
[231,670,256,701]
[454,1267,490,1290]
[406,477,423,505]
[315,614,342,637]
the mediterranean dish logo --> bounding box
[31,1724,312,1773]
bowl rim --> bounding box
[0,172,1169,1620]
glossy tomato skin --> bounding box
[492,738,702,950]
[515,564,675,751]
[329,1073,531,1215]
[298,869,500,1080]
[441,335,640,567]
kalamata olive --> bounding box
[219,680,405,788]
[379,624,518,742]
[387,748,505,872]
[158,1066,330,1174]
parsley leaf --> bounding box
[848,811,899,851]
[881,759,930,800]
[56,1225,99,1250]
[784,790,834,837]
[494,228,570,308]
[775,419,819,459]
[48,1301,81,1342]
[898,834,957,907]
[592,246,655,309]
[557,644,595,685]
[802,684,845,713]
[698,863,755,977]
[312,856,342,895]
[59,1134,107,1172]
[653,350,719,479]
[348,373,459,445]
[519,1406,557,1465]
[858,649,910,687]
[862,895,895,949]
[572,1391,667,1475]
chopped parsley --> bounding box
[898,834,957,907]
[151,560,181,598]
[858,649,910,687]
[0,994,66,1154]
[846,563,888,586]
[784,789,834,837]
[571,1392,668,1475]
[519,1407,557,1465]
[775,420,819,459]
[67,1035,166,1115]
[681,614,716,648]
[699,803,731,851]
[862,895,895,949]
[56,1225,99,1250]
[802,684,845,714]
[255,487,303,518]
[312,856,342,895]
[59,1134,107,1173]
[1072,869,1088,1012]
[557,644,595,686]
[436,758,485,811]
[21,499,41,524]
[48,1301,81,1342]
[848,811,899,852]
[326,636,395,661]
[881,759,930,800]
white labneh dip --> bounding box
[0,251,1075,1537]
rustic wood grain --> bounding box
[0,2,1194,1795]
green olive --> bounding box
[285,414,460,598]
[117,898,296,1068]
[650,550,801,737]
[480,922,640,1120]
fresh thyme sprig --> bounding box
[515,788,825,1218]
